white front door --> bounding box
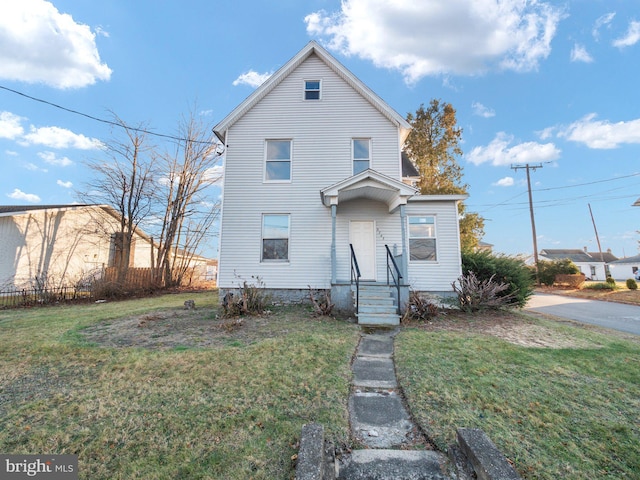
[350,220,376,281]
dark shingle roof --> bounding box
[401,151,420,178]
[587,251,618,262]
[539,249,596,263]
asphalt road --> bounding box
[525,293,640,335]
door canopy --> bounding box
[320,169,419,213]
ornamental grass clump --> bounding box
[452,271,516,312]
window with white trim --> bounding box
[353,138,370,175]
[304,80,321,100]
[262,214,289,261]
[265,140,291,182]
[408,216,437,261]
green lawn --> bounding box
[0,292,359,479]
[395,313,640,479]
[3,293,639,479]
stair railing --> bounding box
[350,244,361,314]
[385,244,402,314]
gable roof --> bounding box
[320,169,418,213]
[213,41,412,144]
[0,204,94,215]
[587,251,618,263]
[539,249,596,263]
[609,254,640,264]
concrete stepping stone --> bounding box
[358,334,394,358]
[352,357,396,389]
[348,392,414,448]
[337,449,451,480]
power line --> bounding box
[0,84,220,146]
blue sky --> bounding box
[1,0,639,259]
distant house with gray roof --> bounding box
[608,254,640,281]
[536,248,618,281]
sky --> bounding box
[1,0,639,260]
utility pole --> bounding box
[511,163,543,284]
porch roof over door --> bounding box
[320,169,419,213]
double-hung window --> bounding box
[262,214,289,261]
[304,80,321,100]
[353,138,370,175]
[408,216,437,261]
[265,140,291,182]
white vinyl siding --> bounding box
[218,54,404,289]
[405,199,462,292]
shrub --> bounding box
[461,250,534,308]
[308,287,335,317]
[626,278,638,290]
[606,276,616,287]
[584,282,615,291]
[536,259,580,286]
[452,271,515,312]
[222,276,270,316]
[402,290,440,323]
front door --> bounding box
[350,220,376,281]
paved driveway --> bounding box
[525,293,640,335]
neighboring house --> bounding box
[0,204,153,289]
[536,248,618,281]
[0,204,213,289]
[214,41,466,320]
[608,254,640,281]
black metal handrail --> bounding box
[385,244,402,314]
[350,244,361,313]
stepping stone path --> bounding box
[336,328,455,479]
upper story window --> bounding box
[408,216,437,261]
[265,139,291,182]
[353,138,370,175]
[304,80,321,100]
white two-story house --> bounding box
[214,41,466,323]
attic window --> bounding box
[304,80,321,100]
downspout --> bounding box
[400,204,408,282]
[331,204,337,284]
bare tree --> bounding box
[152,109,222,287]
[79,114,157,284]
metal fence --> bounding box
[0,286,95,309]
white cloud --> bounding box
[570,44,593,63]
[232,70,273,88]
[492,176,515,187]
[305,0,563,83]
[472,102,495,118]
[24,163,48,173]
[466,132,561,166]
[57,180,73,188]
[7,188,40,203]
[23,126,102,150]
[0,0,112,88]
[592,12,615,40]
[38,151,73,166]
[0,111,25,139]
[613,20,640,48]
[205,164,224,185]
[559,113,640,149]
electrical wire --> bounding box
[0,84,220,146]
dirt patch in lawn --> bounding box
[408,310,597,349]
[79,306,313,349]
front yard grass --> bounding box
[0,292,359,479]
[396,311,640,479]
